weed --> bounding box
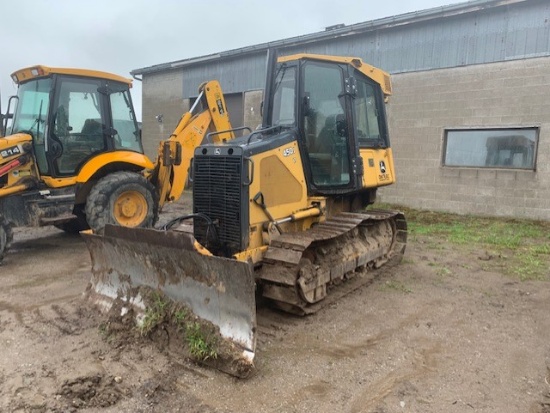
[512,248,548,281]
[436,266,452,277]
[173,308,188,326]
[98,322,116,343]
[379,280,412,293]
[98,322,108,335]
[531,244,550,255]
[139,292,169,336]
[185,322,218,361]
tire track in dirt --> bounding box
[349,340,442,412]
[0,294,83,328]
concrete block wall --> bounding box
[381,57,550,220]
[141,70,187,159]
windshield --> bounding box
[11,78,51,143]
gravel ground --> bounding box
[1,198,549,412]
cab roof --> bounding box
[278,53,392,96]
[10,65,133,87]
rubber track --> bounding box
[258,210,407,315]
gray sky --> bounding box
[2,0,465,120]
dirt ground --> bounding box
[1,198,550,413]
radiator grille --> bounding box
[193,155,244,256]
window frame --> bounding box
[441,127,539,171]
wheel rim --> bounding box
[113,190,149,227]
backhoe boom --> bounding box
[151,80,234,208]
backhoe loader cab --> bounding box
[8,66,143,176]
[0,66,158,261]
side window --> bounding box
[56,80,103,135]
[271,66,296,126]
[443,128,538,170]
[354,78,385,148]
[110,89,141,152]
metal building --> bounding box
[133,0,550,220]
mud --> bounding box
[1,196,550,412]
[95,287,255,379]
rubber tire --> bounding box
[85,171,158,232]
[0,216,13,264]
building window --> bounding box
[443,128,538,170]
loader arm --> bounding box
[151,80,235,208]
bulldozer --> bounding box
[82,53,408,377]
[0,65,234,262]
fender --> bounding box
[76,151,154,183]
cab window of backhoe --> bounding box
[11,78,51,173]
[52,77,107,175]
[303,63,350,187]
[110,88,142,152]
[354,77,386,148]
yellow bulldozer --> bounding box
[82,52,408,377]
[0,65,234,262]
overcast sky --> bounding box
[2,0,465,120]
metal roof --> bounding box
[131,0,531,76]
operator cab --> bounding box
[7,66,143,177]
[264,54,390,195]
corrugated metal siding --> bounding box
[183,53,266,96]
[281,1,550,71]
[181,0,550,97]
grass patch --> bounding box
[379,280,412,293]
[98,322,115,343]
[185,322,219,361]
[513,246,549,281]
[137,291,219,361]
[373,203,550,281]
[139,291,170,336]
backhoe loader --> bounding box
[0,65,234,262]
[83,53,408,377]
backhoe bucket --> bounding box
[81,225,256,377]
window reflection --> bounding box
[444,129,537,170]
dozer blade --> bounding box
[81,224,256,378]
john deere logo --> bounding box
[379,160,387,173]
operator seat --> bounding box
[80,119,105,152]
[316,115,337,153]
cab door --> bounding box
[49,75,109,176]
[300,61,354,190]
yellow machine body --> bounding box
[82,53,408,377]
[0,65,234,262]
